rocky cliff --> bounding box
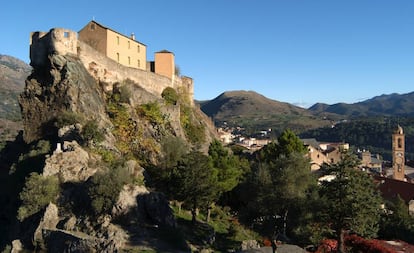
[2,40,217,251]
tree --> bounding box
[208,139,244,194]
[253,153,315,236]
[17,173,60,221]
[170,150,217,223]
[241,130,315,238]
[276,129,307,156]
[207,139,245,221]
[319,151,383,253]
[259,129,307,163]
[88,164,131,215]
[379,195,414,244]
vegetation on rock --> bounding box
[17,173,60,221]
[161,87,179,105]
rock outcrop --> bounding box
[33,203,59,246]
[137,192,177,228]
[19,54,110,143]
[43,140,98,182]
[10,22,218,252]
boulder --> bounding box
[112,184,148,218]
[43,140,98,182]
[137,192,176,228]
[33,203,59,246]
[11,240,23,253]
[241,240,260,250]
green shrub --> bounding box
[137,102,165,125]
[55,111,83,128]
[82,120,105,144]
[162,87,179,105]
[88,164,131,215]
[17,173,60,221]
[180,105,205,144]
[19,139,51,161]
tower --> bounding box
[392,125,405,181]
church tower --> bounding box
[392,125,405,181]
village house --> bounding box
[359,150,382,173]
[302,138,349,171]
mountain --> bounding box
[200,90,334,135]
[309,92,414,117]
[0,54,31,145]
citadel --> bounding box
[29,20,194,102]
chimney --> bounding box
[130,33,135,40]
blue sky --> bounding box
[2,1,414,107]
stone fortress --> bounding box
[29,20,194,102]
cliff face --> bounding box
[19,54,109,143]
[9,29,217,251]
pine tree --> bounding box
[319,151,382,253]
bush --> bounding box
[81,120,105,144]
[162,87,179,105]
[180,105,205,144]
[88,164,131,215]
[55,111,83,128]
[137,102,165,125]
[17,173,60,221]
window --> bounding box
[64,31,69,38]
[128,41,130,49]
[137,45,140,53]
[128,56,130,65]
[117,36,120,45]
[116,53,120,62]
[398,138,402,148]
[137,60,140,68]
[90,23,96,31]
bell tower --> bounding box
[392,125,405,181]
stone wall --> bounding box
[30,28,77,68]
[29,27,194,102]
[77,41,193,101]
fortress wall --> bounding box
[78,41,193,100]
[30,28,194,101]
[30,28,77,68]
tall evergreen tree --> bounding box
[170,150,217,223]
[319,151,382,253]
[242,129,315,237]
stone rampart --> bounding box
[30,28,77,68]
[77,41,193,101]
[29,28,194,102]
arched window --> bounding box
[398,138,402,148]
[116,53,120,62]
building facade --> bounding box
[78,21,147,71]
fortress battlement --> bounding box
[29,21,194,103]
